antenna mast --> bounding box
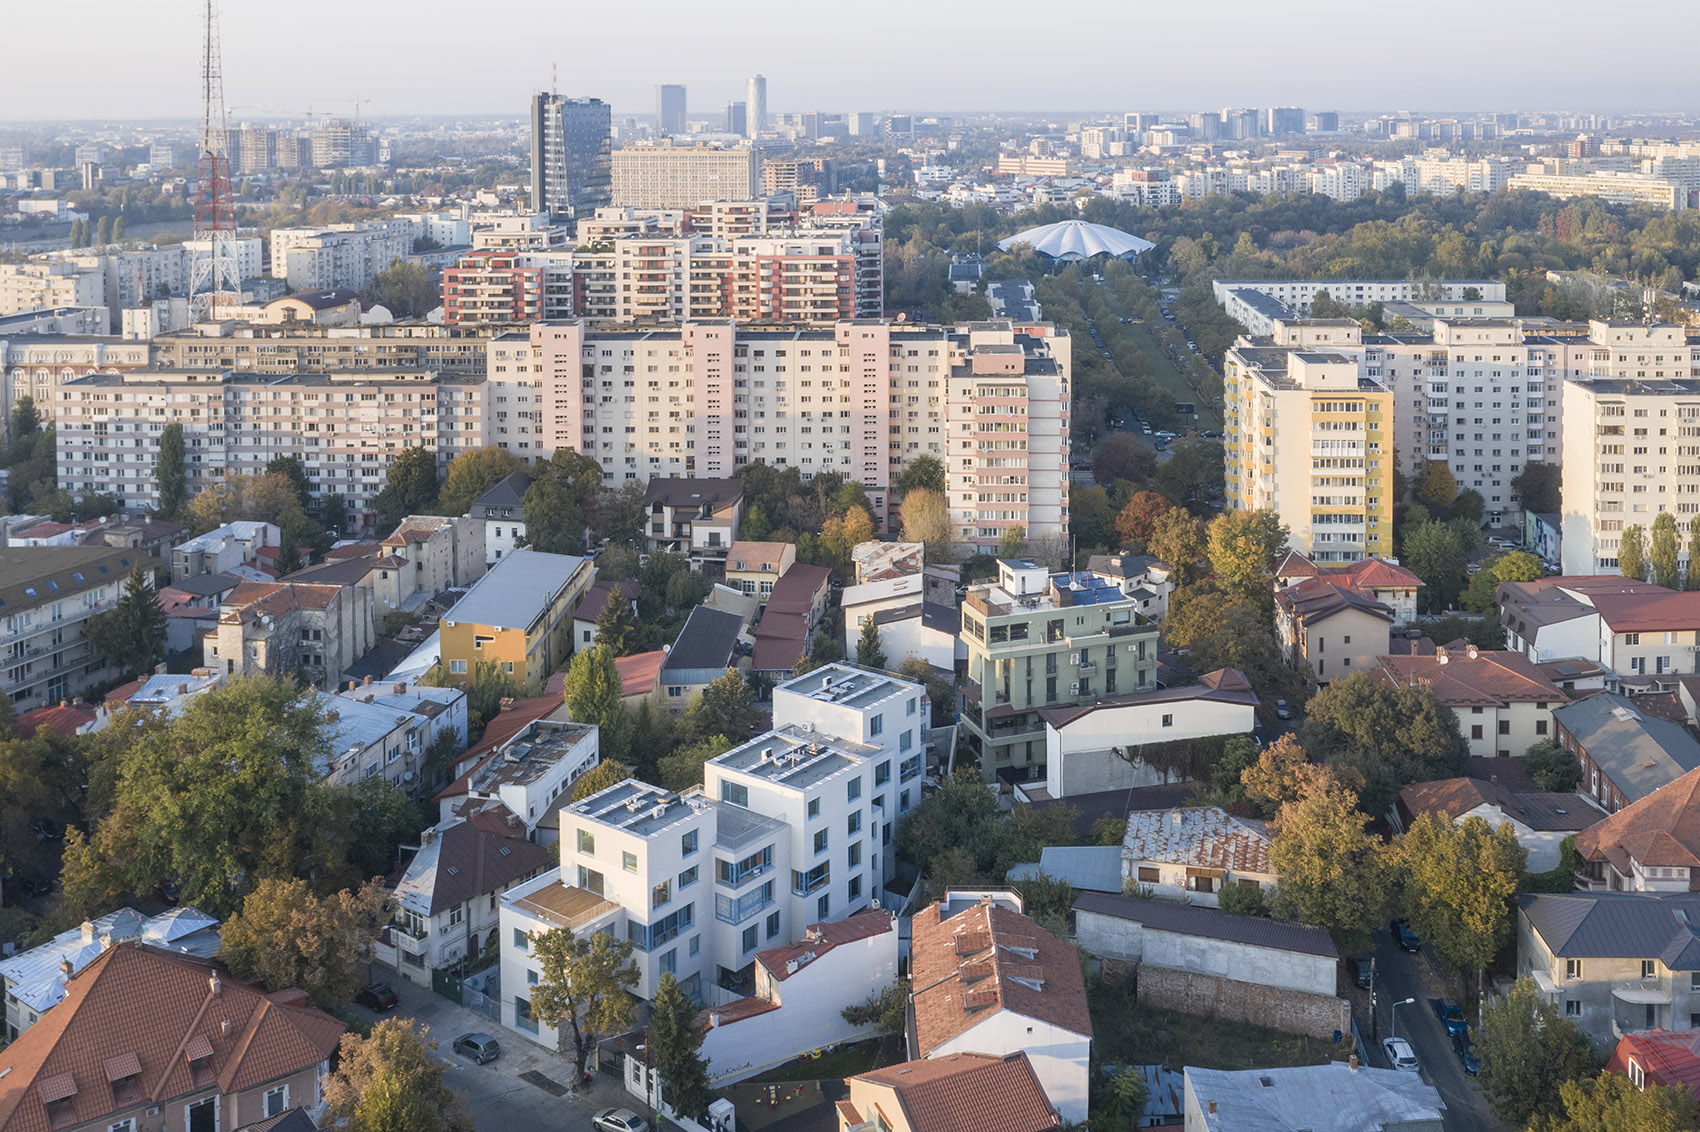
[190,0,240,317]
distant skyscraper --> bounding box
[724,101,747,136]
[849,112,876,137]
[1265,107,1306,136]
[746,75,767,138]
[656,84,687,135]
[531,92,612,218]
[1311,111,1340,133]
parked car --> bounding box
[355,983,399,1011]
[1274,698,1292,720]
[1141,423,1152,434]
[593,1110,649,1132]
[1452,1031,1480,1075]
[1381,1036,1420,1073]
[1154,438,1171,451]
[20,876,54,898]
[31,818,63,843]
[1391,919,1422,952]
[1348,955,1375,989]
[152,879,181,905]
[1432,997,1467,1036]
[1201,430,1222,439]
[1155,430,1177,439]
[453,1033,501,1064]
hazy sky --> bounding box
[5,0,1695,123]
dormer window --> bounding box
[104,1051,142,1105]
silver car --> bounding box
[1382,1036,1420,1073]
[593,1109,649,1132]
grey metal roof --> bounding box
[1518,891,1700,968]
[1007,846,1123,894]
[1073,891,1338,960]
[469,472,534,515]
[663,605,744,671]
[165,572,243,597]
[1183,1063,1443,1132]
[1553,693,1700,804]
[443,549,587,633]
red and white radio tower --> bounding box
[190,0,240,314]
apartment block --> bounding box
[0,261,105,318]
[612,143,762,209]
[54,370,487,520]
[1506,170,1687,210]
[204,579,374,690]
[149,322,497,376]
[269,222,411,291]
[0,545,160,711]
[1561,373,1700,574]
[437,549,595,689]
[1223,323,1394,561]
[2,337,149,427]
[959,558,1161,783]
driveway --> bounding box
[354,972,614,1132]
[1367,929,1509,1132]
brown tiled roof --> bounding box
[765,564,831,616]
[577,580,643,623]
[1397,777,1598,833]
[1276,576,1394,627]
[325,543,381,560]
[1121,807,1274,874]
[756,908,893,982]
[0,945,342,1132]
[1589,590,1700,634]
[854,1053,1060,1132]
[1576,765,1700,877]
[615,650,666,697]
[725,542,793,573]
[1371,647,1566,708]
[15,702,97,738]
[1323,556,1424,591]
[910,901,1091,1055]
[219,582,342,623]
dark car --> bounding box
[453,1032,501,1064]
[1452,1031,1480,1075]
[1348,955,1375,989]
[31,818,64,843]
[1432,997,1467,1036]
[1391,919,1422,952]
[21,876,54,897]
[152,879,181,905]
[355,982,399,1011]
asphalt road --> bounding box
[1366,927,1509,1132]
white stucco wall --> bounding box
[1043,696,1255,799]
[1074,908,1335,996]
[935,1014,1091,1125]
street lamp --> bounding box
[1391,997,1416,1040]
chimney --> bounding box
[208,975,222,997]
[1208,1100,1217,1115]
[348,681,357,691]
[221,1019,233,1036]
[59,699,68,709]
[709,1011,721,1028]
[364,675,374,686]
[1466,644,1480,660]
[80,920,96,944]
[1490,775,1499,785]
[177,683,188,695]
[394,682,406,694]
[98,931,113,951]
[1349,1054,1359,1070]
[58,958,73,977]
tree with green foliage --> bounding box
[1239,734,1333,818]
[321,493,350,537]
[1267,785,1388,951]
[657,734,734,793]
[1216,881,1268,917]
[1620,524,1648,581]
[680,670,759,742]
[265,455,312,511]
[841,978,910,1036]
[1413,460,1459,513]
[896,766,1026,892]
[1652,513,1682,589]
[84,565,168,679]
[1463,550,1544,613]
[1532,1071,1700,1132]
[1090,433,1157,488]
[374,446,439,531]
[1147,508,1208,587]
[219,876,393,1009]
[521,476,583,554]
[1512,461,1561,515]
[894,454,946,496]
[1185,602,1314,729]
[1689,519,1700,591]
[1524,738,1582,792]
[856,615,887,669]
[594,586,642,656]
[1452,488,1485,524]
[648,973,713,1122]
[112,215,125,242]
[562,645,633,766]
[423,659,515,740]
[323,1019,476,1132]
[1395,813,1526,994]
[1206,509,1288,609]
[528,925,640,1080]
[1300,672,1468,816]
[438,446,528,518]
[361,260,438,319]
[1309,290,1350,319]
[894,655,956,727]
[155,421,186,518]
[1477,977,1597,1126]
[897,488,953,561]
[1401,519,1472,612]
[570,759,631,802]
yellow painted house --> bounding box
[438,548,595,688]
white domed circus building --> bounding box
[997,219,1155,264]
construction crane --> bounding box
[351,96,373,129]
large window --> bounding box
[264,1086,288,1118]
[716,846,772,887]
[577,829,595,854]
[721,781,749,807]
[792,862,830,895]
[629,904,694,951]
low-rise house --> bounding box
[1396,776,1599,872]
[1072,892,1345,1037]
[1182,1063,1444,1132]
[103,669,225,724]
[570,580,643,652]
[724,541,796,600]
[158,572,244,652]
[643,478,743,568]
[842,573,929,645]
[1552,693,1700,813]
[317,680,467,789]
[659,606,744,709]
[700,909,898,1083]
[1517,890,1700,1045]
[437,549,595,689]
[615,650,667,709]
[1274,551,1423,625]
[1121,807,1276,907]
[466,472,533,565]
[1276,576,1394,684]
[13,700,99,738]
[1,907,220,1041]
[751,564,831,675]
[1607,1029,1700,1098]
[1032,669,1259,800]
[78,516,187,563]
[838,1052,1061,1132]
[371,515,485,615]
[1499,576,1700,689]
[0,944,343,1132]
[908,892,1092,1123]
[1574,766,1700,892]
[204,580,375,690]
[1372,645,1567,758]
[1087,552,1177,622]
[172,521,280,582]
[435,719,599,839]
[850,541,925,585]
[377,808,554,986]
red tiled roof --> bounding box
[0,946,342,1132]
[104,679,143,705]
[219,582,342,623]
[764,564,831,616]
[1276,576,1394,627]
[1576,765,1700,876]
[15,703,97,738]
[1397,777,1597,833]
[325,543,381,560]
[1589,590,1700,634]
[435,694,563,801]
[615,650,666,698]
[1608,1029,1700,1096]
[1324,557,1424,591]
[756,908,893,982]
[854,1053,1060,1132]
[1371,648,1567,708]
[910,900,1091,1056]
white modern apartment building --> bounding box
[611,143,763,210]
[53,369,486,518]
[1214,279,1507,335]
[1561,373,1700,575]
[1506,170,1687,211]
[269,222,412,291]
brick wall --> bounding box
[1102,959,1351,1039]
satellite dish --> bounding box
[403,771,415,782]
